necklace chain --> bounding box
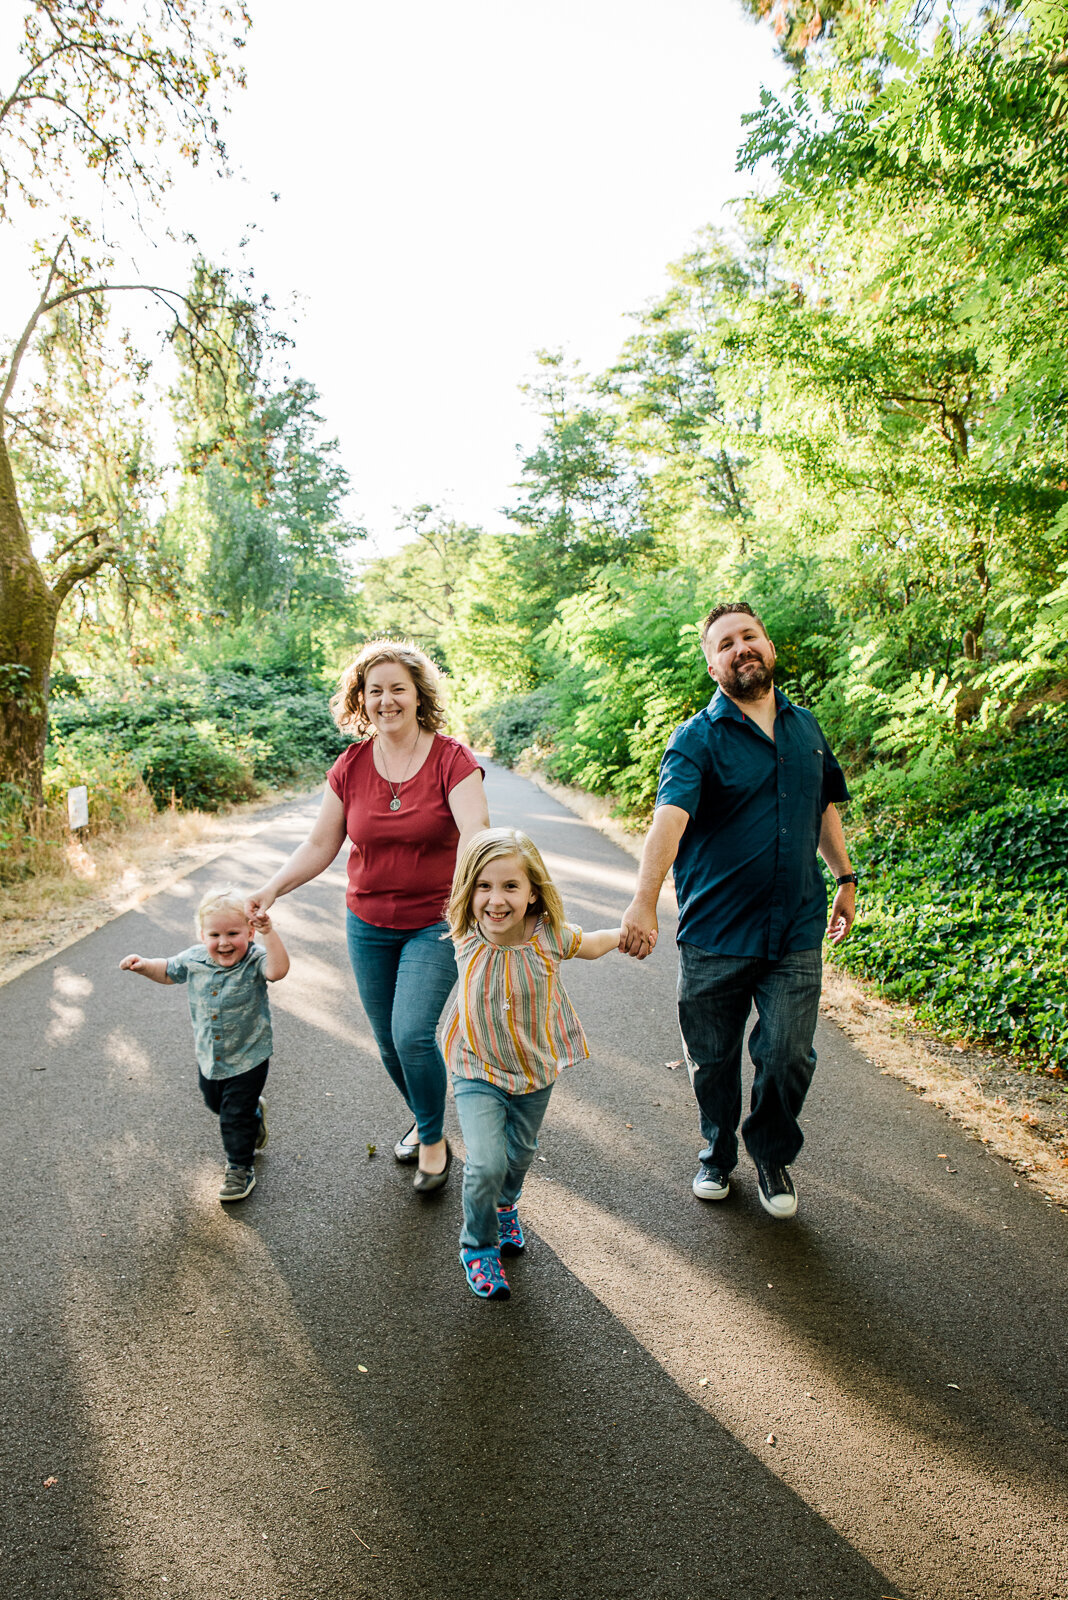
[379,728,421,811]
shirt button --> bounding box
[780,792,787,799]
[781,828,788,834]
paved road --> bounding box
[2,762,1066,1600]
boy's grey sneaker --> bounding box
[255,1096,269,1152]
[692,1161,730,1201]
[219,1164,256,1203]
[753,1158,797,1219]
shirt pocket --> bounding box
[800,745,825,797]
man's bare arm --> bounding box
[618,804,690,959]
[818,803,856,946]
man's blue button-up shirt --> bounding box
[656,688,849,959]
[166,942,273,1079]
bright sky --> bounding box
[3,0,786,553]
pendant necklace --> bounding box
[380,728,421,811]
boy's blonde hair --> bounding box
[330,639,448,738]
[447,828,565,942]
[196,886,251,932]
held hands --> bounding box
[244,886,276,923]
[826,884,856,946]
[619,898,658,960]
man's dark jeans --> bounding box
[198,1059,269,1167]
[677,945,822,1172]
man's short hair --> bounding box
[700,602,767,643]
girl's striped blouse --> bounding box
[441,918,589,1094]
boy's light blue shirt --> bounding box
[166,942,272,1080]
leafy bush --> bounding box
[835,785,1068,1067]
[48,664,350,808]
[466,689,558,767]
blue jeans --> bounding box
[452,1076,554,1250]
[345,912,457,1145]
[677,944,822,1171]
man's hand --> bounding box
[619,898,658,960]
[826,884,856,945]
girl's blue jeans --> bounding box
[452,1075,554,1250]
[345,911,456,1146]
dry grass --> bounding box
[0,787,315,985]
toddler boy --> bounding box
[120,886,290,1201]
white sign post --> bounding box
[67,785,89,831]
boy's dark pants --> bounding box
[198,1060,269,1167]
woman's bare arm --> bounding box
[246,787,348,919]
[448,769,491,859]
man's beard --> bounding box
[719,656,774,701]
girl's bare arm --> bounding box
[574,927,624,961]
[119,956,174,985]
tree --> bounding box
[1,0,252,797]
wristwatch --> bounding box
[835,872,859,888]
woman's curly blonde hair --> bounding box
[330,640,448,738]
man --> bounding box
[619,602,856,1219]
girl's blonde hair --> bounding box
[447,828,565,942]
[330,639,447,738]
[196,886,250,932]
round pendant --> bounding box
[389,797,401,811]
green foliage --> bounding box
[465,690,558,768]
[836,787,1068,1064]
[48,664,348,811]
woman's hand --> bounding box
[245,886,277,922]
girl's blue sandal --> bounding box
[496,1205,525,1255]
[461,1247,511,1300]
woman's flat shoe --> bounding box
[393,1122,420,1164]
[413,1140,452,1194]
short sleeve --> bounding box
[438,738,483,796]
[560,923,582,960]
[656,733,704,818]
[165,946,196,984]
[818,732,849,810]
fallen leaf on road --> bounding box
[664,1060,682,1070]
[698,1377,708,1387]
[765,1434,776,1446]
[947,1382,960,1390]
[937,1153,948,1159]
[358,1365,368,1373]
[43,1477,57,1488]
[624,1123,633,1130]
[367,1144,377,1158]
[31,1065,46,1072]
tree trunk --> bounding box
[0,431,59,800]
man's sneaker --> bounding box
[753,1158,797,1219]
[692,1161,731,1201]
[497,1204,525,1254]
[254,1097,269,1153]
[219,1164,256,1203]
[460,1247,511,1300]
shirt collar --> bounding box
[705,686,793,724]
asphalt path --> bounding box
[2,761,1066,1600]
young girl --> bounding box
[442,828,621,1300]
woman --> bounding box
[246,641,489,1191]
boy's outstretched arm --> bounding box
[574,927,624,961]
[253,917,290,982]
[119,956,174,985]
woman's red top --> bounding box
[326,734,483,928]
